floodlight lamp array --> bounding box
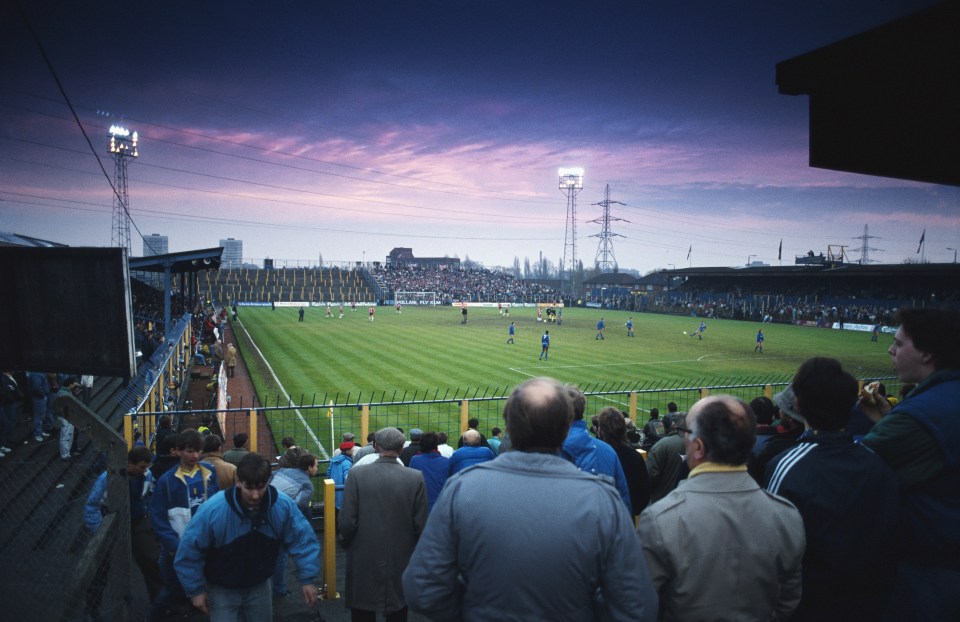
[558,167,584,189]
[108,126,139,157]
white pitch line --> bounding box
[234,319,329,460]
[512,352,888,372]
[506,368,632,410]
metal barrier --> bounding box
[0,393,131,621]
[136,372,901,469]
[116,312,194,448]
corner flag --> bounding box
[917,229,926,253]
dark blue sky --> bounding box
[2,0,956,269]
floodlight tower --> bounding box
[108,125,139,255]
[559,167,584,299]
[589,184,628,272]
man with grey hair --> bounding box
[403,377,657,621]
[340,428,427,622]
[639,395,805,621]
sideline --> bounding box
[232,319,329,460]
[517,351,888,372]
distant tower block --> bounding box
[589,184,628,272]
[559,167,584,298]
[108,125,139,256]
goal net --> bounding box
[395,291,440,306]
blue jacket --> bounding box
[175,485,320,596]
[449,445,495,475]
[562,420,632,510]
[894,369,960,567]
[325,454,352,509]
[409,451,450,510]
[84,472,109,532]
[84,469,154,532]
[271,467,315,517]
[764,431,900,619]
[28,371,49,399]
[150,462,219,555]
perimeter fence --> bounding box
[0,393,132,622]
[142,369,901,482]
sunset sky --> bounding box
[2,0,958,273]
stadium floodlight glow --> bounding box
[558,167,584,189]
[108,125,139,157]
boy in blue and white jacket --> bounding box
[175,452,320,619]
[150,429,219,616]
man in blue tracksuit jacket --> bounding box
[175,452,320,620]
[560,385,632,510]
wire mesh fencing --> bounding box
[154,371,900,470]
[0,393,131,622]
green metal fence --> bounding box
[139,371,901,467]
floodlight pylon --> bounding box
[108,125,138,256]
[558,167,584,298]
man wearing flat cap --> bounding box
[749,384,805,481]
[341,427,427,622]
[400,428,422,466]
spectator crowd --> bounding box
[371,266,560,304]
[6,304,956,620]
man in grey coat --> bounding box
[639,395,805,621]
[340,427,428,622]
[403,377,658,622]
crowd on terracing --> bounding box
[649,296,903,326]
[371,266,560,304]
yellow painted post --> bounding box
[629,392,638,420]
[460,400,470,434]
[764,384,773,399]
[249,410,258,453]
[700,387,711,399]
[142,414,155,451]
[321,479,339,599]
[360,404,370,446]
[124,413,134,450]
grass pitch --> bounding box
[235,305,895,403]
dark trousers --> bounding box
[350,607,408,622]
[151,550,188,621]
[131,517,163,602]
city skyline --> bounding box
[2,0,958,273]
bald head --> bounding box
[462,429,481,446]
[686,395,756,467]
[503,377,573,452]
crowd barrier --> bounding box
[132,370,901,489]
